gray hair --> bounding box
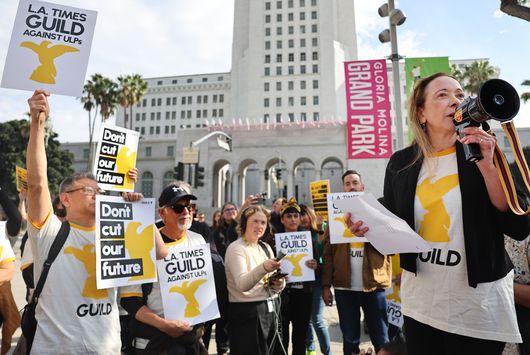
[59,172,96,193]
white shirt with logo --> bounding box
[0,227,15,265]
[28,213,121,354]
[401,146,521,342]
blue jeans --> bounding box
[306,279,332,354]
[334,289,389,355]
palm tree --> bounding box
[461,60,500,96]
[81,74,102,169]
[97,76,119,122]
[521,80,530,103]
[450,64,465,83]
[118,74,148,129]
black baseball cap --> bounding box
[158,185,197,207]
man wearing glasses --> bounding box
[120,184,208,354]
[25,89,167,354]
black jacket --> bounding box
[383,142,530,287]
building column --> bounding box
[287,169,295,198]
[315,169,322,181]
[232,172,240,205]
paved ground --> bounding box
[6,239,373,354]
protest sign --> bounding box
[275,231,315,283]
[387,300,404,328]
[16,166,28,192]
[1,0,97,96]
[326,192,368,245]
[95,195,157,289]
[310,180,330,220]
[157,244,219,325]
[94,124,139,192]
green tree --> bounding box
[81,75,99,170]
[97,76,119,122]
[461,60,499,96]
[521,79,530,103]
[0,119,73,199]
[450,64,465,83]
[118,74,148,130]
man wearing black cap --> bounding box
[120,184,208,354]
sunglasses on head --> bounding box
[168,202,192,214]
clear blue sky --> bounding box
[0,0,529,142]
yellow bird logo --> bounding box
[334,216,355,237]
[124,222,155,281]
[283,253,308,276]
[64,244,108,300]
[169,279,208,318]
[20,40,79,84]
[113,146,137,190]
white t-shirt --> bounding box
[0,230,15,265]
[334,242,364,292]
[28,212,121,354]
[122,230,206,317]
[401,146,521,343]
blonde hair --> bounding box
[407,72,457,169]
[237,204,270,237]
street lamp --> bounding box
[378,0,406,150]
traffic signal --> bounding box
[264,169,269,180]
[173,162,184,180]
[276,168,282,180]
[194,164,205,188]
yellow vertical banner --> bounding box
[16,166,28,192]
[310,180,330,220]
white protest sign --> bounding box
[95,195,157,289]
[275,231,315,283]
[0,221,6,240]
[386,300,404,328]
[327,192,368,245]
[157,244,219,325]
[93,124,139,192]
[1,0,97,96]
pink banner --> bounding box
[344,60,392,159]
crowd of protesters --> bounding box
[1,73,530,355]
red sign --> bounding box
[344,60,392,159]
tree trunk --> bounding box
[500,0,530,21]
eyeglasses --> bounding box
[223,207,237,213]
[168,203,192,214]
[65,186,106,196]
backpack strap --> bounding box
[31,221,70,303]
[141,283,153,304]
[258,240,272,259]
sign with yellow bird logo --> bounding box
[157,244,219,325]
[95,195,157,289]
[16,165,28,192]
[1,0,97,96]
[326,192,368,245]
[94,124,139,192]
[274,231,315,283]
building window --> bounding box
[171,125,175,133]
[300,80,306,89]
[213,94,218,103]
[172,79,178,84]
[220,94,224,103]
[181,111,185,119]
[289,113,295,122]
[277,14,282,22]
[150,112,155,120]
[276,97,282,107]
[312,51,318,60]
[142,113,146,121]
[276,0,282,9]
[197,96,202,104]
[142,99,147,107]
[311,11,317,19]
[145,146,152,157]
[203,95,207,104]
[172,111,176,119]
[288,13,294,21]
[276,114,282,123]
[157,80,163,85]
[312,64,318,73]
[313,112,320,121]
[264,114,270,123]
[265,2,271,10]
[212,109,218,117]
[265,28,271,36]
[301,112,307,121]
[265,41,271,50]
[264,98,270,107]
[312,24,317,33]
[165,111,170,119]
[167,145,174,157]
[313,79,319,89]
[276,66,282,75]
[165,125,169,134]
[155,126,160,134]
[202,77,208,82]
[157,98,162,106]
[166,97,171,105]
[288,0,294,8]
[288,81,294,90]
[172,97,177,105]
[276,40,282,49]
[265,67,270,76]
[313,96,319,105]
[301,96,307,105]
[136,113,140,121]
[265,14,271,23]
[288,65,294,74]
[300,25,306,34]
[141,127,145,135]
[300,38,306,47]
[218,76,223,81]
[312,37,318,46]
[300,0,305,6]
[83,148,89,159]
[288,53,294,62]
[187,96,193,104]
[265,55,271,63]
[276,82,282,91]
[288,39,294,48]
[181,97,186,105]
[300,65,306,74]
[197,110,201,118]
[162,171,173,188]
[311,0,317,5]
[300,12,305,20]
[300,52,306,61]
[187,110,191,118]
[276,27,282,35]
[288,97,294,106]
[288,26,294,34]
[151,98,156,106]
[156,112,161,120]
[219,109,224,117]
[141,172,153,198]
[203,109,207,118]
[277,54,282,62]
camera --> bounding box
[253,192,267,203]
[453,78,520,162]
